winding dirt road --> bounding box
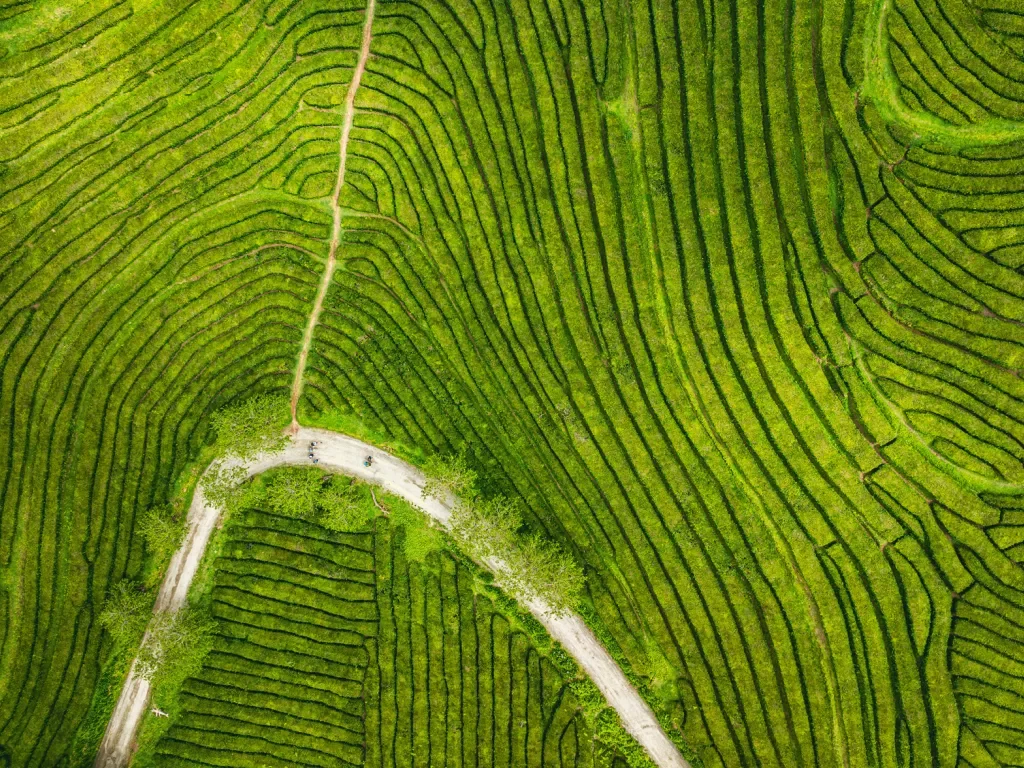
[94,428,690,768]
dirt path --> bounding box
[289,0,376,432]
[94,427,690,768]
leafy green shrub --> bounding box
[137,506,186,567]
[136,607,216,686]
[548,646,579,678]
[209,393,288,460]
[98,581,152,651]
[390,496,443,561]
[201,461,248,513]
[594,708,658,768]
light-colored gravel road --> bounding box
[94,427,689,768]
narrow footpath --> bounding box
[289,0,376,432]
[94,428,690,768]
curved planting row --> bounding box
[297,1,1024,767]
[148,506,376,767]
[885,0,1024,125]
[852,13,1024,763]
[368,511,608,768]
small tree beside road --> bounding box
[422,452,477,501]
[98,581,151,651]
[138,506,186,567]
[136,607,216,685]
[209,393,288,460]
[319,479,375,532]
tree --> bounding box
[209,393,288,460]
[319,479,374,532]
[448,494,522,560]
[98,581,151,650]
[447,494,584,615]
[508,534,586,617]
[422,453,477,501]
[137,505,185,566]
[263,466,324,518]
[202,461,248,513]
[136,607,216,684]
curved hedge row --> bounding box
[301,1,1024,766]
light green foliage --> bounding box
[506,534,586,617]
[595,709,658,768]
[98,582,152,652]
[137,507,185,569]
[389,495,443,562]
[318,477,375,532]
[136,608,216,687]
[249,467,379,532]
[209,394,289,460]
[200,461,248,514]
[449,493,584,616]
[422,453,477,501]
[262,466,325,518]
[448,494,522,559]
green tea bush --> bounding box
[4,0,1024,764]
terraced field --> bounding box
[140,477,614,768]
[1,0,1024,767]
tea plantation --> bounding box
[1,0,1023,766]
